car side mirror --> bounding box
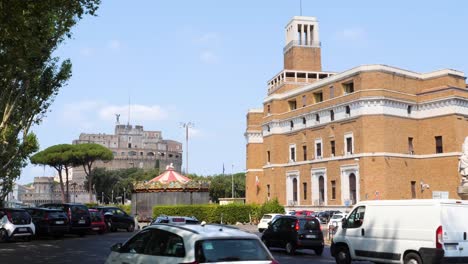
[111,243,122,252]
[341,218,348,229]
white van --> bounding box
[330,199,468,264]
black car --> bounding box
[261,215,324,255]
[25,208,69,237]
[39,203,91,236]
[91,206,135,232]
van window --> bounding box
[345,206,365,229]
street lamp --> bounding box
[180,122,194,175]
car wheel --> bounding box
[335,246,351,264]
[404,252,422,264]
[127,223,135,232]
[285,241,296,255]
[0,229,8,242]
[258,228,264,233]
[314,246,324,256]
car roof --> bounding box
[145,224,258,240]
[26,207,63,212]
[0,208,27,211]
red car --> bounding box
[291,210,315,216]
[89,209,106,234]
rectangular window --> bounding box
[346,137,353,154]
[267,184,271,199]
[343,82,354,94]
[128,143,132,148]
[290,146,296,162]
[435,136,443,153]
[316,142,322,158]
[408,137,414,154]
[267,151,271,163]
[331,140,336,156]
[331,180,336,199]
[411,181,416,199]
[329,86,335,99]
[303,145,307,161]
[314,91,323,103]
[288,100,297,111]
[302,95,306,107]
[303,182,307,200]
[267,104,271,114]
[330,110,335,121]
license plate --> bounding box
[306,234,316,238]
[18,228,27,232]
[92,227,100,231]
[78,220,85,224]
[56,221,64,224]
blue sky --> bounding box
[20,0,468,183]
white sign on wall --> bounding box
[432,191,449,199]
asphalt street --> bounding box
[0,228,372,264]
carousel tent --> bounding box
[131,164,209,221]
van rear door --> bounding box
[441,203,468,258]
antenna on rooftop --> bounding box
[300,0,302,16]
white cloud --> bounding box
[199,50,218,64]
[108,39,122,51]
[194,33,219,44]
[80,47,95,56]
[336,28,366,40]
[99,104,169,122]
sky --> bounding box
[20,0,468,183]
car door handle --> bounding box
[361,228,365,236]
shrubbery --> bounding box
[152,199,284,224]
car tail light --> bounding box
[68,208,72,221]
[270,260,280,264]
[436,225,443,249]
[6,211,13,223]
[295,220,300,231]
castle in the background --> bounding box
[72,123,183,183]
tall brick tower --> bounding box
[283,16,321,71]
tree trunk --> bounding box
[57,169,66,203]
[88,174,93,203]
[65,167,70,203]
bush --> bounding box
[152,200,283,225]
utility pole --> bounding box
[180,122,194,175]
[231,164,235,198]
[102,192,104,204]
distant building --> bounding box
[20,177,93,206]
[72,124,183,183]
[5,183,32,208]
[245,16,468,207]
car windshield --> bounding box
[299,218,320,230]
[196,239,271,262]
[48,211,66,218]
[8,211,31,225]
[90,211,102,222]
[331,214,343,219]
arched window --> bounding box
[293,178,298,202]
[349,173,357,205]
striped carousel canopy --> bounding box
[148,164,191,184]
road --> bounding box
[0,230,370,264]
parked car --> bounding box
[261,215,324,255]
[331,199,468,264]
[25,207,69,237]
[258,213,282,232]
[328,212,347,228]
[106,223,278,264]
[0,208,35,242]
[89,209,106,234]
[317,210,341,224]
[91,206,135,232]
[149,215,199,226]
[40,203,91,236]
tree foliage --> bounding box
[0,1,100,206]
[30,144,75,203]
[188,173,245,203]
[71,143,113,202]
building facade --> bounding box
[245,16,468,207]
[72,124,183,183]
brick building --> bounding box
[245,16,468,207]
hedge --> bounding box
[152,199,284,224]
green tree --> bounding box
[0,1,100,206]
[30,144,75,203]
[71,143,113,202]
